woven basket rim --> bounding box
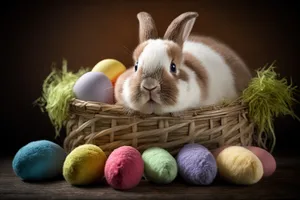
[65,98,258,155]
[69,98,247,118]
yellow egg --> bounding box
[92,59,126,85]
[216,146,263,185]
[63,144,107,185]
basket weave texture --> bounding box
[64,99,256,155]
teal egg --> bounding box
[12,140,66,181]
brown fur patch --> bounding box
[133,41,148,61]
[183,52,209,101]
[188,35,252,93]
[164,41,188,82]
[160,70,178,105]
[177,69,189,82]
[165,41,182,65]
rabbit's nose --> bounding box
[143,85,157,91]
[141,78,160,92]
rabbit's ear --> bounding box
[137,12,158,43]
[164,12,198,47]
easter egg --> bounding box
[246,146,276,177]
[216,146,263,185]
[73,71,114,103]
[142,147,178,184]
[63,144,107,185]
[176,143,217,185]
[211,145,230,158]
[12,140,66,181]
[92,59,126,85]
[104,146,144,190]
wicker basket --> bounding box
[63,99,256,156]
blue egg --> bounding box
[12,140,66,181]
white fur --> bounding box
[123,78,134,108]
[139,39,173,75]
[183,41,237,105]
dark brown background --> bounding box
[1,0,299,156]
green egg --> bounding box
[142,147,178,184]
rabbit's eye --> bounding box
[134,61,138,72]
[170,62,176,73]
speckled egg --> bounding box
[73,71,114,103]
[12,140,66,181]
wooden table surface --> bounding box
[1,152,300,200]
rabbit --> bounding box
[114,11,252,115]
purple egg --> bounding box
[176,143,217,185]
[73,72,114,104]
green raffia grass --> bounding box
[34,60,89,137]
[242,63,299,152]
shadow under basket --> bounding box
[63,99,256,155]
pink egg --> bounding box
[245,146,276,177]
[73,71,114,103]
[104,146,144,190]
